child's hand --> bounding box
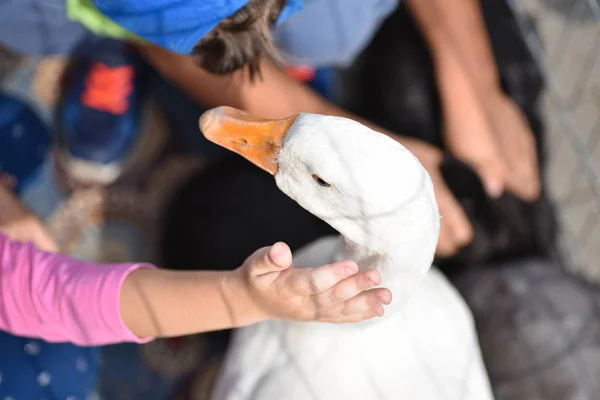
[230,242,392,325]
[0,184,58,253]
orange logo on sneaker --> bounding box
[81,63,134,114]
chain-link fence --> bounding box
[507,0,600,280]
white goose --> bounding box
[199,107,494,400]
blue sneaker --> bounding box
[56,37,153,184]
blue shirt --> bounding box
[274,0,399,68]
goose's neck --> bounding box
[333,197,439,313]
[336,237,389,273]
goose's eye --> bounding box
[311,174,332,188]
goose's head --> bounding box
[200,107,439,279]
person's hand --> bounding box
[440,76,540,202]
[230,242,392,324]
[482,91,540,201]
[0,184,58,253]
[400,138,474,257]
[439,74,507,199]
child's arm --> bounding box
[0,234,390,345]
[0,233,155,345]
[120,242,391,338]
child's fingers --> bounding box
[320,288,391,321]
[247,242,293,277]
[313,268,381,307]
[287,260,359,295]
[337,306,385,323]
[268,242,293,268]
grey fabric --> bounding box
[0,0,87,55]
[274,0,400,68]
[453,259,600,400]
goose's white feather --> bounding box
[210,114,494,400]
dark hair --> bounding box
[192,0,286,80]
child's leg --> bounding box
[0,94,100,399]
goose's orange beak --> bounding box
[199,106,299,175]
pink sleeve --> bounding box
[0,233,155,346]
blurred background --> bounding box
[512,0,600,279]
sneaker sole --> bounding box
[58,151,123,185]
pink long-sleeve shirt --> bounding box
[0,233,154,346]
